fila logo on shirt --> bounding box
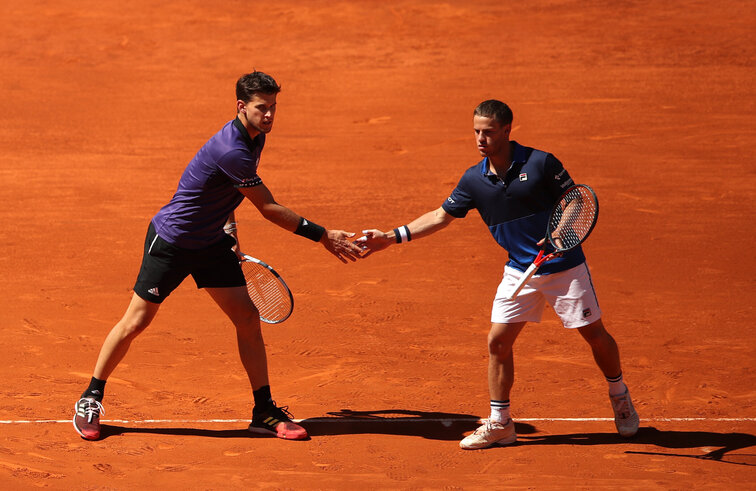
[519,173,528,181]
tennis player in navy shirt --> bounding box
[358,100,639,449]
[74,71,363,442]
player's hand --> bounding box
[536,237,563,258]
[230,242,245,261]
[355,229,393,258]
[321,230,363,263]
[233,248,245,261]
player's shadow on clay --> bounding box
[97,409,484,442]
[300,409,483,441]
[99,425,257,440]
[515,426,756,466]
[98,412,755,465]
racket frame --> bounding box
[240,254,294,324]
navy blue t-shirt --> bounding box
[152,118,265,249]
[442,141,586,274]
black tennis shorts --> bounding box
[133,223,246,304]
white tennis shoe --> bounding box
[459,419,517,450]
[610,389,639,437]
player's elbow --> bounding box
[434,208,455,227]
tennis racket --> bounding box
[505,184,599,300]
[240,255,294,324]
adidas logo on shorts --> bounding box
[148,287,160,296]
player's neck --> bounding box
[237,114,261,140]
[487,144,512,175]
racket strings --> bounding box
[241,261,292,322]
[549,187,598,250]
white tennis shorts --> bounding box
[491,262,601,329]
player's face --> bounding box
[473,115,511,157]
[239,92,277,134]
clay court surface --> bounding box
[1,0,754,488]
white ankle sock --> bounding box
[490,400,510,423]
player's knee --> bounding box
[117,317,150,338]
[579,320,612,344]
[234,320,263,343]
[487,323,521,359]
[487,333,514,359]
[230,307,261,333]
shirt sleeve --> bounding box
[544,153,574,200]
[441,173,475,218]
[216,135,266,189]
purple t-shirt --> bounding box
[151,118,265,249]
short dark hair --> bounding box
[236,71,281,102]
[474,100,513,126]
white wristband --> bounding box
[393,225,411,243]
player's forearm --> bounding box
[389,207,454,242]
[259,202,302,232]
[241,183,306,234]
[260,202,330,243]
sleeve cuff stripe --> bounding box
[235,177,263,188]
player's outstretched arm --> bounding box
[239,182,363,263]
[357,207,455,257]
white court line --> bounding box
[1,417,755,424]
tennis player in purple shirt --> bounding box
[74,71,363,442]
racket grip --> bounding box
[505,262,539,300]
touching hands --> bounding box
[321,230,364,263]
[354,229,394,258]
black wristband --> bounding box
[295,217,326,242]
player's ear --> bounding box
[502,123,511,137]
[237,100,246,114]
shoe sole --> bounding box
[247,425,277,436]
[496,434,517,446]
[460,433,517,450]
[617,420,639,438]
[72,417,99,440]
[247,425,308,440]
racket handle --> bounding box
[505,262,539,300]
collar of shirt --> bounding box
[232,117,261,152]
[481,140,527,181]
